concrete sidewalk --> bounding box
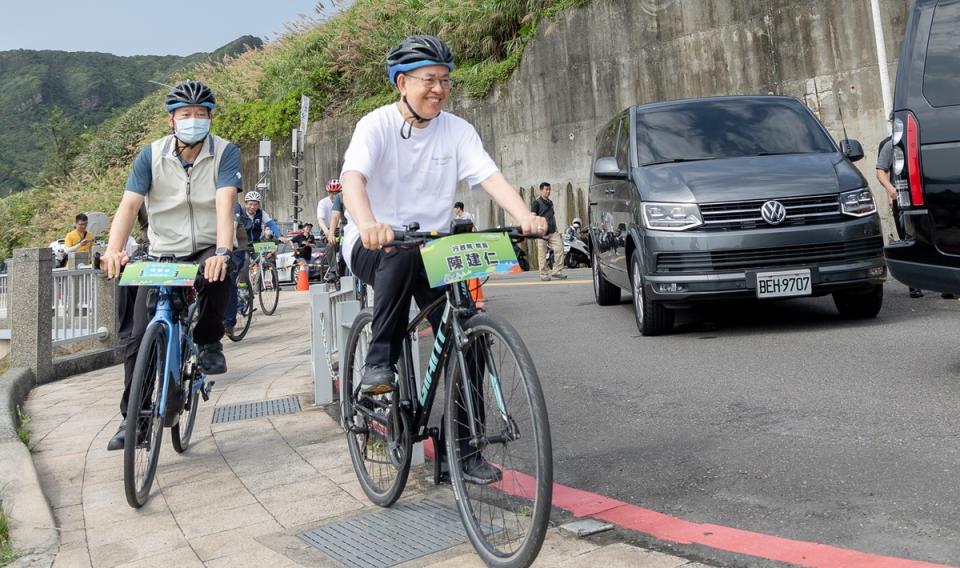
[22,290,710,568]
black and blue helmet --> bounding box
[165,80,216,112]
[385,35,455,85]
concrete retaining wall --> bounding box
[0,367,58,567]
[243,0,910,236]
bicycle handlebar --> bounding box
[385,226,538,248]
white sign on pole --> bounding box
[291,127,299,154]
[298,95,310,153]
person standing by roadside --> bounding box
[877,136,924,299]
[64,213,94,254]
[453,201,475,224]
[532,182,566,281]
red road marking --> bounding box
[421,439,952,567]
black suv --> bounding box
[884,0,960,294]
[589,96,886,335]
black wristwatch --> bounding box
[214,247,232,257]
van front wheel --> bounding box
[833,285,883,319]
[631,250,673,336]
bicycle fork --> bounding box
[454,321,518,451]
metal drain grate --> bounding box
[211,395,301,424]
[298,501,470,567]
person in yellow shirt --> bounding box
[64,213,94,253]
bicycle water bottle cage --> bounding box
[450,218,474,234]
[145,288,159,311]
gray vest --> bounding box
[146,134,230,256]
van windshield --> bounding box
[635,99,837,166]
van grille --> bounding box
[655,237,884,273]
[699,194,843,230]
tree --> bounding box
[38,107,86,181]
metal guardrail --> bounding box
[51,268,107,346]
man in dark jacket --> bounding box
[532,182,566,281]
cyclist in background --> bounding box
[100,80,240,451]
[224,191,283,334]
[340,35,546,482]
[318,178,345,282]
[290,222,316,262]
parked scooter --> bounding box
[562,218,591,268]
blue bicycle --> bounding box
[120,258,214,508]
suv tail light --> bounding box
[906,112,924,207]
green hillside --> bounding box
[0,0,586,259]
[0,35,262,196]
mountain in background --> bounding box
[0,35,262,196]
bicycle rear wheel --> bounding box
[124,322,168,508]
[444,313,552,568]
[341,309,412,507]
[258,264,280,315]
[226,285,253,342]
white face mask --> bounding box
[174,117,211,144]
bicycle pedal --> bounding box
[201,380,215,401]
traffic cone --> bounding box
[468,278,485,308]
[296,263,310,291]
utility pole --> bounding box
[291,95,310,228]
[870,0,892,120]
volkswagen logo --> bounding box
[761,200,787,225]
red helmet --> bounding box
[326,178,342,193]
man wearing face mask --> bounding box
[100,80,241,451]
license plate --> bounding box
[755,269,812,299]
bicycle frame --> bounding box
[146,287,204,420]
[392,281,509,448]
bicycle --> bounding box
[249,241,280,316]
[340,227,552,568]
[118,257,215,508]
[225,277,254,342]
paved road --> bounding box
[482,269,960,566]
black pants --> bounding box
[892,201,906,239]
[119,246,229,417]
[350,242,444,367]
[350,241,483,458]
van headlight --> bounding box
[641,202,703,230]
[840,188,876,217]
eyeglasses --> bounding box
[404,74,454,89]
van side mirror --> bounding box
[840,139,864,162]
[593,156,627,179]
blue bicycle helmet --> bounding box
[385,35,455,85]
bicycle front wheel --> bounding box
[124,322,168,508]
[341,309,412,507]
[172,305,200,453]
[445,313,553,568]
[259,264,280,315]
[226,286,253,342]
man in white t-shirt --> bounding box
[341,35,546,484]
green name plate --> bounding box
[253,242,277,253]
[119,262,199,287]
[420,233,519,288]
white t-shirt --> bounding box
[317,196,333,228]
[340,104,499,268]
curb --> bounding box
[0,367,58,567]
